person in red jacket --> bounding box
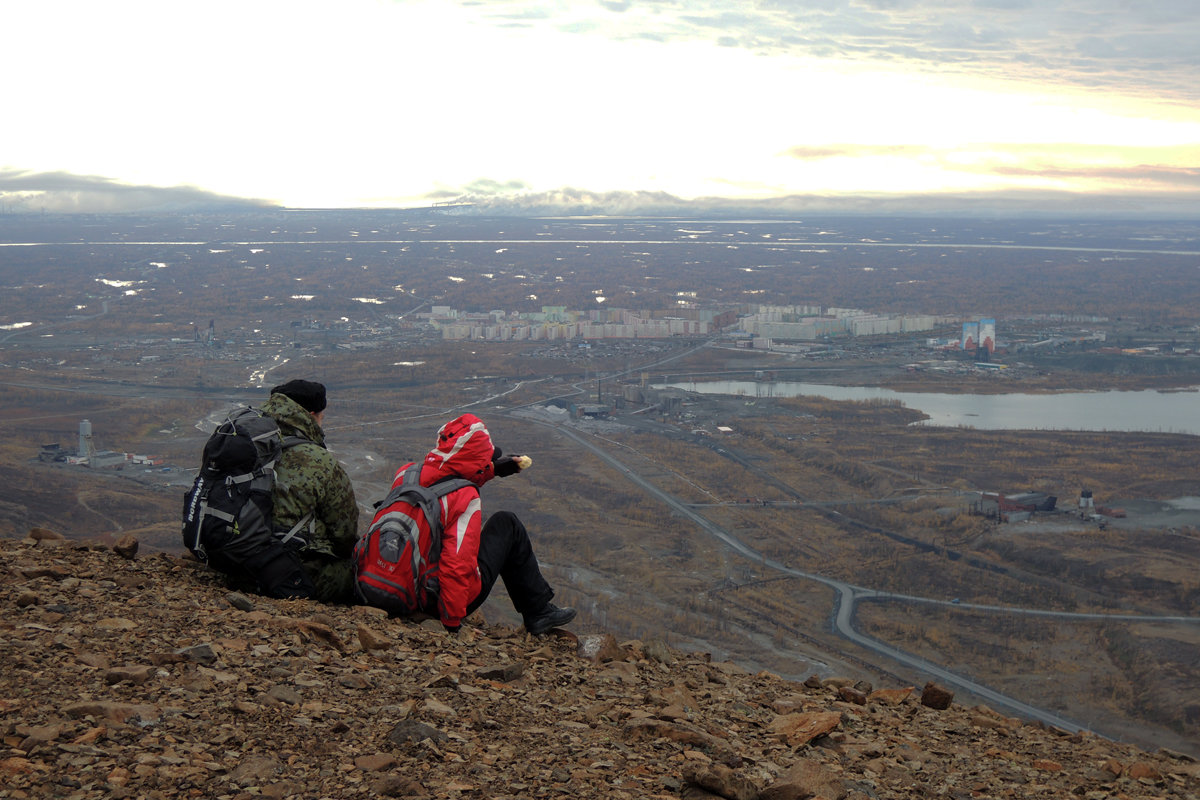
[379,413,576,635]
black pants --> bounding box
[467,510,554,617]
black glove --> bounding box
[443,624,460,635]
[492,447,526,478]
[494,457,522,478]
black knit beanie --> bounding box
[271,379,327,413]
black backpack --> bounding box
[181,406,316,598]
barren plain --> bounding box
[1,211,1198,758]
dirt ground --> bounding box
[1013,497,1200,535]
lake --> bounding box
[654,380,1200,436]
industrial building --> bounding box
[430,305,720,341]
[961,318,997,355]
[973,490,1057,522]
[40,419,163,470]
[738,305,942,341]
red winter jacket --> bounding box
[384,413,498,628]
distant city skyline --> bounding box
[3,0,1199,216]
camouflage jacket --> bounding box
[261,393,358,561]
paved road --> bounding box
[535,418,1200,733]
[13,358,1197,732]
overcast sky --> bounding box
[3,0,1199,214]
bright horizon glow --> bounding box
[3,0,1199,214]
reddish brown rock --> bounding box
[837,685,867,705]
[16,723,62,752]
[71,726,106,745]
[229,756,283,786]
[624,718,732,760]
[112,534,139,559]
[356,623,393,651]
[76,652,112,669]
[225,592,255,611]
[0,757,36,776]
[657,703,692,722]
[354,753,398,771]
[17,564,69,579]
[1,538,1194,800]
[597,660,640,684]
[279,618,346,652]
[760,758,847,800]
[261,781,304,798]
[387,720,448,745]
[96,616,138,631]
[1126,761,1162,780]
[177,643,218,665]
[767,711,842,747]
[577,632,624,663]
[146,652,185,666]
[920,681,954,710]
[770,696,808,714]
[372,775,427,797]
[681,763,760,800]
[868,686,914,706]
[423,672,459,689]
[643,638,676,666]
[421,697,456,717]
[63,701,158,724]
[476,661,526,682]
[649,681,701,714]
[28,527,65,541]
[266,685,301,705]
[104,665,155,685]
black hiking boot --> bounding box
[523,603,576,635]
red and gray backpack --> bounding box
[353,464,474,615]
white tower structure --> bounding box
[79,419,96,462]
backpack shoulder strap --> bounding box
[370,466,476,563]
[277,509,315,545]
[373,465,473,509]
[280,430,321,451]
[372,463,424,510]
[270,427,317,541]
[429,475,476,499]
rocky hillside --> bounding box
[2,531,1197,800]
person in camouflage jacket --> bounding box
[262,380,359,603]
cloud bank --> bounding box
[469,0,1200,102]
[448,185,1200,220]
[0,170,278,214]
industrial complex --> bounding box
[38,419,163,470]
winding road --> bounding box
[529,415,1200,734]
